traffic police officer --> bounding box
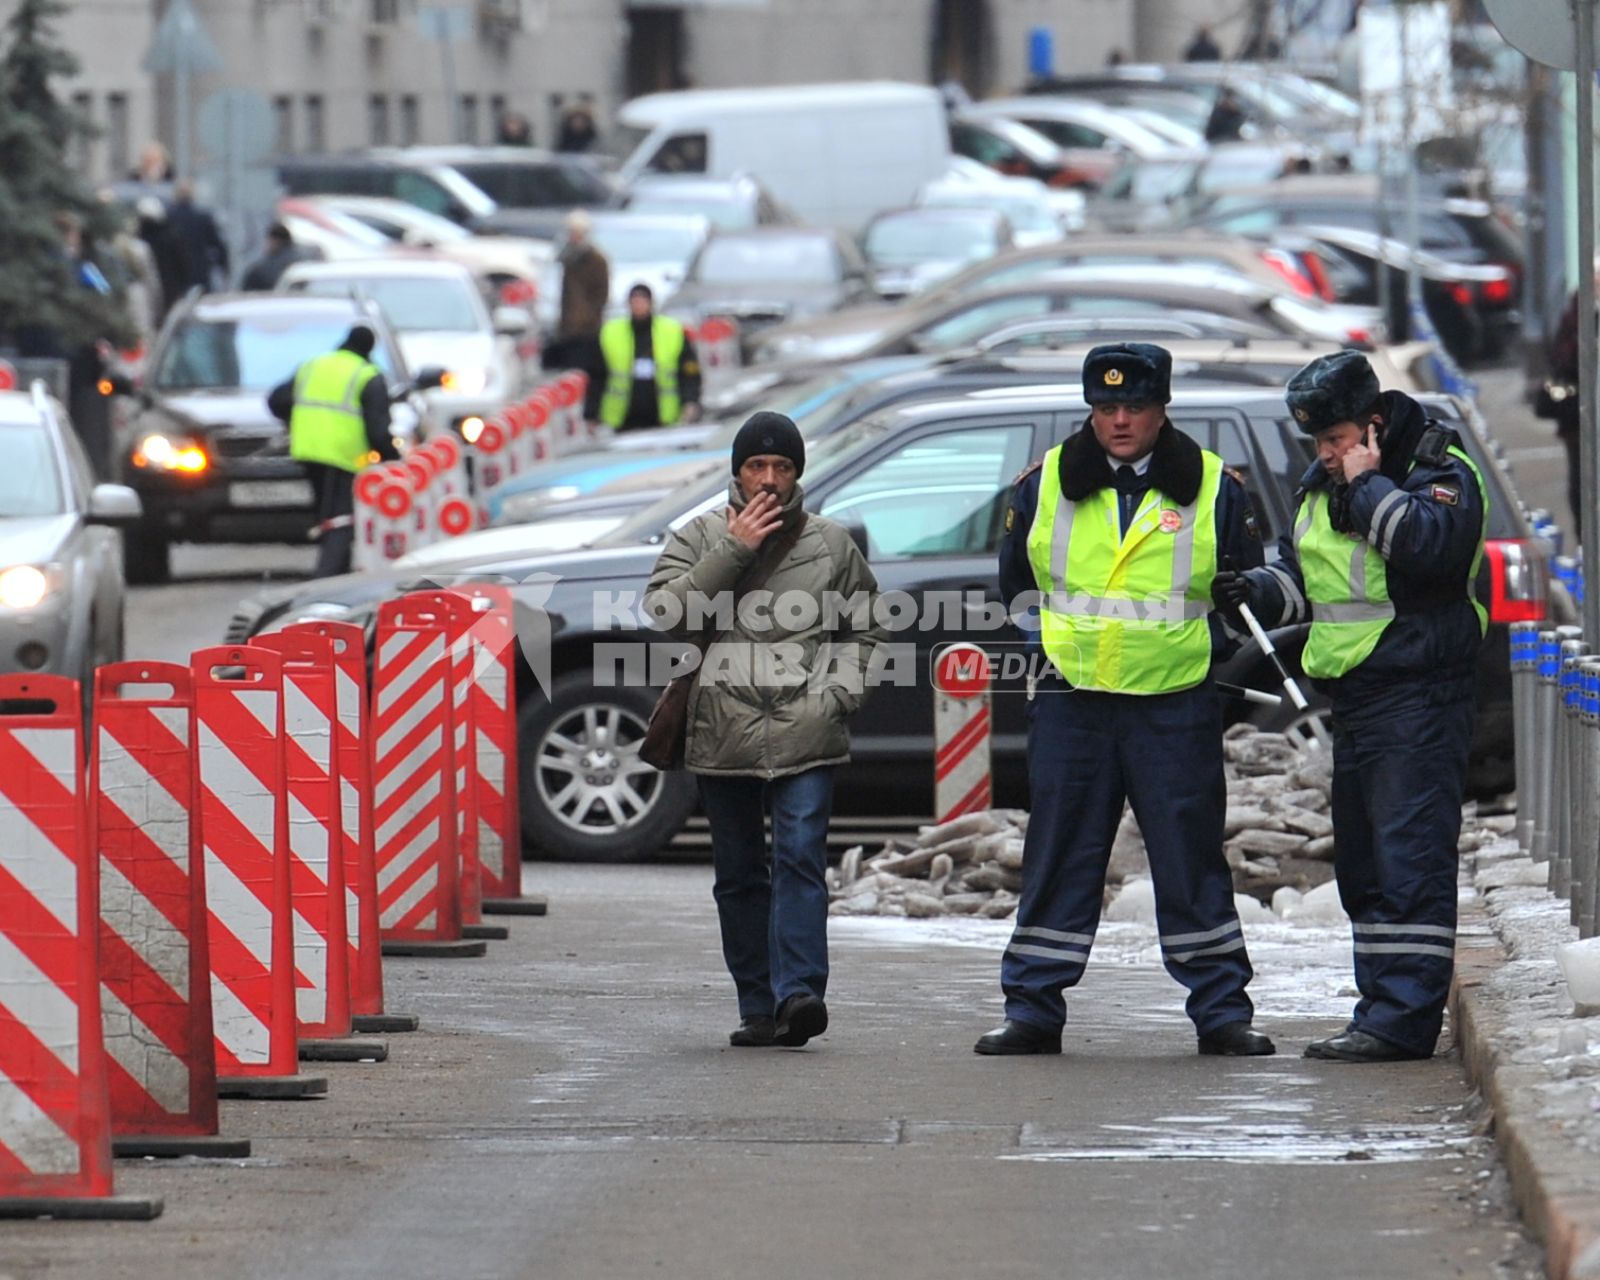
[267,324,399,577]
[977,342,1275,1057]
[1213,351,1487,1062]
[598,283,702,431]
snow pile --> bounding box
[827,724,1514,922]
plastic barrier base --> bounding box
[483,896,548,916]
[381,939,488,958]
[299,1038,389,1063]
[113,1136,252,1160]
[0,1196,163,1220]
[353,1013,420,1034]
[462,923,511,941]
[216,1074,329,1100]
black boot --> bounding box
[774,994,828,1047]
[1197,1021,1275,1056]
[973,1020,1062,1055]
[1303,1029,1429,1062]
[729,1016,775,1048]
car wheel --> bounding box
[518,670,697,862]
[124,530,171,586]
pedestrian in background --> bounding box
[644,412,885,1049]
[977,342,1274,1059]
[598,283,701,431]
[556,94,599,153]
[267,325,399,577]
[241,222,312,292]
[1184,24,1222,61]
[549,209,610,421]
[1204,89,1248,143]
[165,179,228,295]
[495,109,534,146]
[1214,351,1487,1062]
[1545,283,1586,535]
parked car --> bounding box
[232,382,1545,858]
[276,153,497,227]
[277,257,528,433]
[300,194,553,287]
[0,382,139,695]
[971,311,1288,350]
[961,96,1201,158]
[116,292,418,583]
[666,227,875,350]
[620,172,796,230]
[950,111,1114,189]
[861,206,1013,300]
[406,146,616,239]
[535,211,711,335]
[915,175,1069,246]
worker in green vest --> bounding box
[268,324,399,576]
[978,342,1274,1059]
[598,283,702,431]
[1213,350,1488,1062]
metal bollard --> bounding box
[1510,622,1540,852]
[1555,643,1587,900]
[1530,628,1566,865]
[1579,659,1600,937]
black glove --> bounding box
[1211,569,1251,622]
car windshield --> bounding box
[920,189,1056,235]
[590,222,705,265]
[1100,156,1199,202]
[451,161,612,207]
[607,413,890,544]
[694,236,838,285]
[0,421,64,517]
[865,213,997,266]
[295,275,481,332]
[152,315,399,391]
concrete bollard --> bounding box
[1555,643,1587,901]
[1530,629,1564,865]
[1510,622,1540,853]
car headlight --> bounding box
[0,565,52,610]
[459,415,487,444]
[134,432,208,473]
[440,367,490,396]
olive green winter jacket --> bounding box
[643,482,885,778]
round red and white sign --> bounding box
[933,644,993,699]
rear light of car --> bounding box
[1450,283,1474,308]
[1484,538,1549,623]
[1481,276,1514,306]
[1345,327,1372,345]
[1258,249,1316,298]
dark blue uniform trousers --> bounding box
[1002,678,1255,1036]
[1330,684,1473,1056]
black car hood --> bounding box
[142,389,282,436]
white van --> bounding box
[614,82,950,233]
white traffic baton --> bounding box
[1237,602,1332,749]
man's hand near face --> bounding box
[1341,423,1381,483]
[728,491,784,550]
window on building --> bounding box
[305,94,326,152]
[369,94,391,146]
[460,94,479,145]
[400,94,420,146]
[105,93,129,179]
[273,95,294,155]
[70,92,93,174]
[370,0,402,20]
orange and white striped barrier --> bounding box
[693,316,741,401]
[0,674,161,1219]
[92,664,249,1160]
[549,371,586,449]
[459,586,544,917]
[371,600,485,958]
[252,633,385,1064]
[932,644,993,822]
[191,647,327,1099]
[285,622,419,1035]
[353,464,414,571]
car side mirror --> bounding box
[492,305,531,336]
[413,366,449,391]
[88,483,142,527]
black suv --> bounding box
[118,292,412,583]
[233,383,1552,860]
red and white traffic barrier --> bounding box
[371,599,485,958]
[191,647,326,1099]
[692,316,741,402]
[548,371,587,449]
[353,464,414,571]
[284,622,419,1034]
[458,587,543,916]
[92,663,250,1160]
[0,674,161,1218]
[932,644,993,822]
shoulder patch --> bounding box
[1243,507,1262,540]
[1427,483,1461,506]
[1012,459,1043,487]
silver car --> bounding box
[0,383,141,692]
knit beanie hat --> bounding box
[731,411,805,478]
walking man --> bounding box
[977,342,1275,1058]
[267,325,399,577]
[599,283,702,431]
[645,412,885,1048]
[1214,351,1487,1061]
[550,210,610,421]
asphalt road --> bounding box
[64,364,1552,1278]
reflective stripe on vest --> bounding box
[1295,444,1488,680]
[598,316,684,428]
[289,349,377,473]
[1025,445,1223,694]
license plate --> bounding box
[229,480,314,509]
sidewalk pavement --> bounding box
[1453,841,1600,1280]
[5,864,1542,1280]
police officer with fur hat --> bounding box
[1212,350,1487,1062]
[978,342,1274,1058]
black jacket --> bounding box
[1243,390,1485,702]
[999,420,1265,672]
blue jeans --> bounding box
[698,767,835,1019]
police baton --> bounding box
[1236,601,1333,750]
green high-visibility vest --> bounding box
[599,315,684,428]
[1026,446,1223,694]
[1294,444,1488,679]
[289,349,378,473]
